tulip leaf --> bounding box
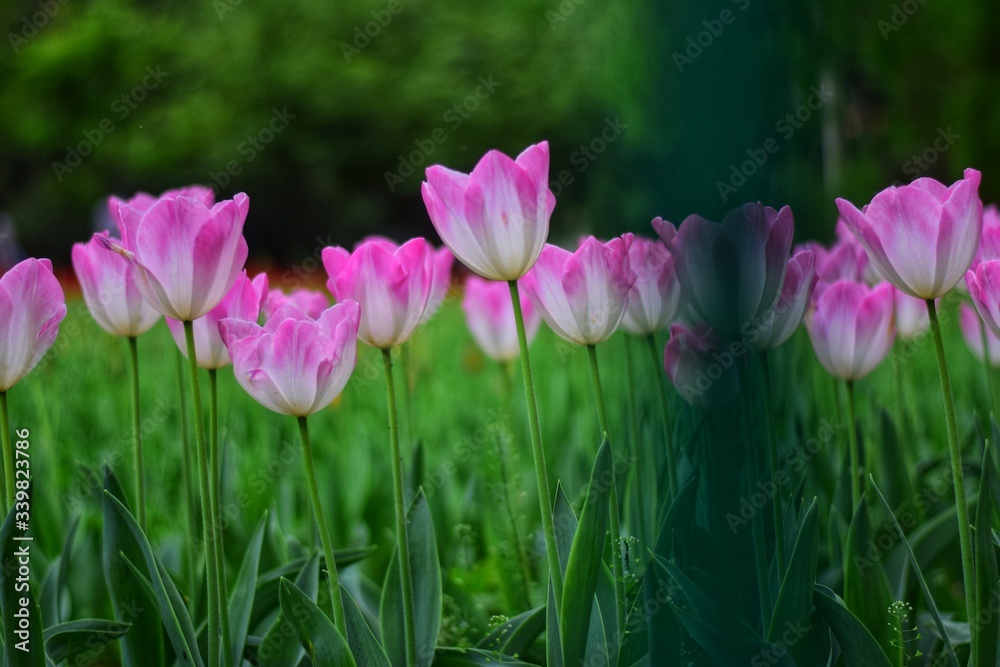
[39,514,79,628]
[342,586,391,667]
[105,491,203,667]
[101,467,166,667]
[257,552,319,667]
[767,497,818,666]
[431,647,536,665]
[870,477,960,667]
[843,498,893,653]
[228,511,267,667]
[380,488,441,667]
[561,439,612,667]
[475,606,545,656]
[0,502,45,667]
[814,585,891,666]
[975,444,1000,667]
[42,619,131,663]
[278,578,356,667]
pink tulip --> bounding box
[462,276,540,361]
[966,260,1000,339]
[220,301,360,416]
[665,203,794,338]
[101,192,250,321]
[753,249,817,351]
[960,304,1000,366]
[835,168,983,299]
[0,258,67,391]
[422,141,555,281]
[322,238,435,349]
[166,272,268,369]
[72,232,161,337]
[521,235,636,346]
[263,289,329,320]
[108,185,215,223]
[663,321,739,409]
[893,288,930,340]
[621,235,683,336]
[424,246,455,323]
[806,280,895,381]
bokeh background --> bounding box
[1,0,998,267]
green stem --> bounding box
[980,316,997,420]
[298,415,347,637]
[128,337,146,531]
[208,369,232,666]
[587,344,628,638]
[845,380,861,509]
[927,299,977,654]
[737,357,771,627]
[624,337,650,547]
[645,334,678,501]
[498,361,534,608]
[760,352,786,576]
[184,321,221,667]
[0,391,11,510]
[176,349,196,589]
[383,349,417,667]
[508,280,563,602]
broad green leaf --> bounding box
[257,552,319,667]
[42,619,131,663]
[975,444,999,667]
[380,488,442,667]
[343,587,390,667]
[278,578,356,667]
[105,492,203,667]
[843,499,893,653]
[229,512,267,667]
[40,515,79,627]
[102,467,165,667]
[870,478,960,667]
[814,585,891,667]
[561,440,612,667]
[767,498,818,666]
[0,503,45,667]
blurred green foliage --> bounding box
[1,0,999,263]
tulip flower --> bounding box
[167,272,269,369]
[752,249,817,351]
[102,189,250,667]
[621,235,683,336]
[425,144,565,605]
[103,192,250,321]
[221,301,360,637]
[108,185,215,220]
[72,232,161,338]
[522,235,636,346]
[961,304,1000,367]
[663,321,739,410]
[322,238,435,349]
[462,276,539,362]
[893,289,930,340]
[836,169,983,300]
[0,258,66,509]
[422,141,555,282]
[807,279,894,507]
[665,203,794,338]
[424,246,455,323]
[263,288,329,320]
[972,204,1000,269]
